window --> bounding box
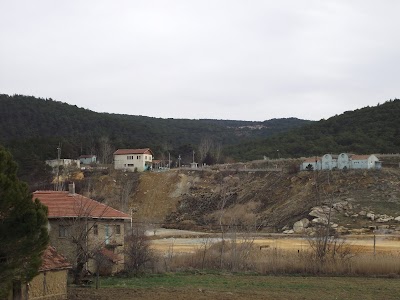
[59,225,69,238]
[105,225,110,245]
[137,155,140,159]
[93,224,98,235]
[115,224,121,235]
[128,164,134,167]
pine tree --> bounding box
[0,146,49,298]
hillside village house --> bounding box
[113,148,154,172]
[33,186,130,275]
[79,154,97,165]
[45,159,81,170]
[301,153,380,171]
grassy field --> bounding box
[69,273,400,300]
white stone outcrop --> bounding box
[293,218,310,233]
[376,215,394,223]
[366,213,375,221]
[309,206,332,219]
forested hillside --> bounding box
[0,94,309,183]
[226,99,400,161]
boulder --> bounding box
[309,206,332,218]
[332,201,352,212]
[376,215,394,223]
[395,216,400,222]
[366,213,375,221]
[283,229,294,234]
[293,218,310,233]
[311,217,328,225]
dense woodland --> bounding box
[1,94,399,186]
[0,94,308,183]
[225,99,400,160]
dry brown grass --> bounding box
[156,240,400,276]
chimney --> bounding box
[68,182,75,195]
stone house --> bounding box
[113,148,154,172]
[8,246,71,300]
[33,187,130,275]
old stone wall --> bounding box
[29,269,68,300]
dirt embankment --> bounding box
[128,168,400,232]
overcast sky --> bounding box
[1,1,399,121]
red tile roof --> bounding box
[303,157,321,163]
[33,191,130,220]
[113,148,153,155]
[99,247,120,263]
[40,246,72,271]
[350,155,372,160]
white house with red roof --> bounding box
[33,187,131,275]
[113,148,154,172]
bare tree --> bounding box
[212,142,223,164]
[58,194,121,284]
[116,173,139,212]
[124,226,154,276]
[307,171,355,266]
[198,136,214,164]
[98,136,114,165]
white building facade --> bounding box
[79,155,97,165]
[45,159,80,169]
[113,148,154,172]
[301,153,380,171]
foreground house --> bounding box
[8,246,71,300]
[301,153,381,171]
[113,148,154,172]
[33,186,130,275]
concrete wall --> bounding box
[7,270,68,300]
[45,159,81,169]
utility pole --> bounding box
[192,150,195,163]
[178,154,181,168]
[168,152,171,169]
[56,144,61,191]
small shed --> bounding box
[9,246,72,300]
[79,155,97,165]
